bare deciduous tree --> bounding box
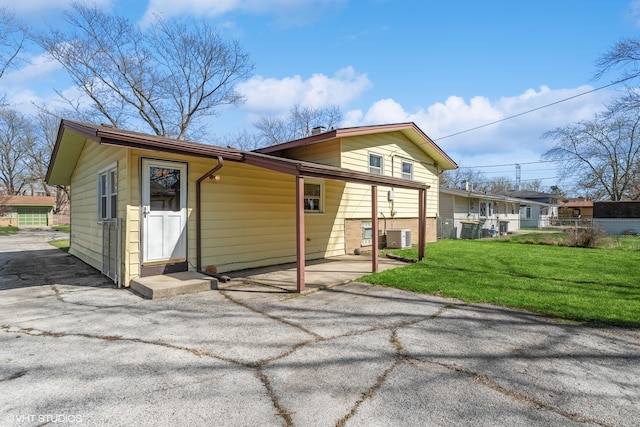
[542,105,640,201]
[37,3,253,140]
[0,8,25,106]
[254,103,343,147]
[26,111,70,211]
[0,8,24,80]
[439,167,487,190]
[594,37,640,82]
[0,109,32,194]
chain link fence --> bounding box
[438,217,640,239]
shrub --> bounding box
[564,227,604,248]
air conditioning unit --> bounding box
[386,229,411,249]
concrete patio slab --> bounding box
[225,254,408,292]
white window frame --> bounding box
[368,152,384,175]
[361,220,373,246]
[401,160,413,180]
[304,179,324,214]
[97,163,117,221]
[479,202,487,217]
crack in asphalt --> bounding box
[2,285,621,427]
[220,291,323,340]
[218,289,616,427]
[50,285,132,309]
[421,358,614,427]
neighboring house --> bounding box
[558,198,593,220]
[593,201,640,235]
[501,190,558,228]
[501,190,558,204]
[438,187,522,238]
[0,195,56,227]
[46,120,457,291]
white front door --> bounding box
[141,159,187,263]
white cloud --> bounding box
[141,0,344,26]
[0,50,81,115]
[236,66,372,112]
[628,0,640,27]
[1,53,62,86]
[344,85,613,179]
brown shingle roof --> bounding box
[558,199,593,208]
[0,195,55,206]
[47,120,433,191]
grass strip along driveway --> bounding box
[361,238,640,328]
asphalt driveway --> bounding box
[1,229,639,426]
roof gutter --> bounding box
[196,156,224,272]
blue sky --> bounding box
[1,0,639,191]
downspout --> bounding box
[196,156,224,273]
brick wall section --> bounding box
[0,217,15,227]
[345,217,437,254]
[53,214,70,225]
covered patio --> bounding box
[224,254,409,293]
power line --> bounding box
[458,160,559,168]
[433,76,634,142]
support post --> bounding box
[418,187,426,261]
[296,175,306,292]
[372,185,379,272]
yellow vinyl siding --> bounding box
[340,132,439,217]
[197,161,344,273]
[68,142,127,275]
[123,150,346,276]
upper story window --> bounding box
[98,164,117,221]
[304,180,324,213]
[401,161,413,180]
[369,153,383,175]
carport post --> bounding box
[372,185,379,272]
[418,187,426,260]
[296,174,306,292]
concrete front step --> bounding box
[130,271,218,299]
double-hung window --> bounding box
[98,164,117,221]
[401,161,413,180]
[304,180,324,213]
[369,153,383,175]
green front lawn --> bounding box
[52,224,71,233]
[362,238,640,328]
[49,238,70,252]
[0,226,18,236]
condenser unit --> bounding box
[386,229,411,249]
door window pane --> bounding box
[150,167,181,211]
